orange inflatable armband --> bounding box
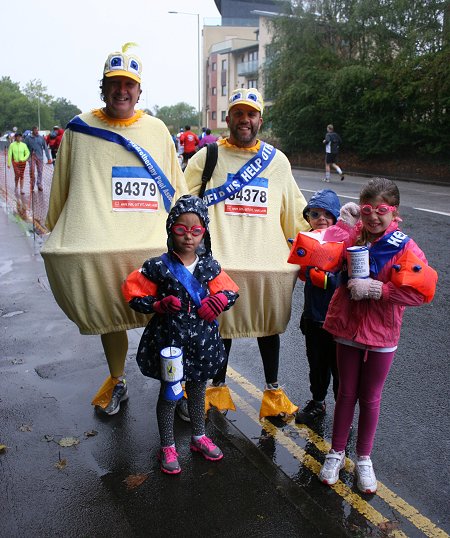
[391,250,437,303]
[122,269,158,302]
[287,230,344,272]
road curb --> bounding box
[208,409,352,538]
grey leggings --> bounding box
[156,380,206,447]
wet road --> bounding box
[1,169,449,537]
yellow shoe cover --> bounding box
[91,375,120,409]
[259,387,298,419]
[205,385,236,413]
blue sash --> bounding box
[161,253,206,308]
[67,116,175,212]
[369,230,410,276]
[203,142,276,206]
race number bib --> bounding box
[224,177,268,216]
[112,166,159,212]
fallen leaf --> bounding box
[19,424,32,432]
[379,521,400,533]
[84,430,98,438]
[0,444,7,453]
[42,435,54,442]
[58,437,79,447]
[55,458,67,470]
[123,474,149,490]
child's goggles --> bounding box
[171,224,205,237]
[307,209,335,219]
[360,204,397,216]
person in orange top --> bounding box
[179,125,199,167]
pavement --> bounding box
[0,207,348,538]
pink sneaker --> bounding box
[157,446,181,474]
[190,436,223,461]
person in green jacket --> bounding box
[7,133,30,194]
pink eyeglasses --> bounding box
[360,204,397,216]
[171,224,205,237]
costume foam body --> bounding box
[42,110,187,335]
[185,139,309,339]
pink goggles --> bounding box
[171,224,205,237]
[360,203,397,216]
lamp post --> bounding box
[168,11,201,131]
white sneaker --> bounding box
[355,456,377,493]
[318,449,345,485]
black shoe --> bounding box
[340,174,345,181]
[295,400,326,424]
[175,396,190,422]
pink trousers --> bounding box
[331,343,395,456]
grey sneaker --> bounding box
[158,446,181,474]
[355,456,377,493]
[175,396,190,422]
[102,380,128,415]
[318,449,345,485]
[190,436,223,461]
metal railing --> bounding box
[1,147,52,250]
[237,60,259,76]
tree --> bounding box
[154,102,197,132]
[0,77,35,133]
[23,79,53,130]
[265,0,449,158]
[50,97,81,128]
[0,77,82,133]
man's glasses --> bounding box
[307,210,334,220]
[171,224,205,237]
[360,204,397,216]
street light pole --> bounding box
[168,11,202,131]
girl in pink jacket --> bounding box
[317,177,437,494]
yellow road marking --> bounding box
[227,366,449,538]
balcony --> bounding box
[237,60,259,76]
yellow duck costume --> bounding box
[41,44,187,410]
[185,90,309,418]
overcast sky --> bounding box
[1,0,221,114]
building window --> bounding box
[221,85,227,96]
[248,79,257,89]
[221,59,227,71]
[249,50,258,62]
[211,87,217,95]
[212,62,217,71]
[211,111,217,120]
[221,111,226,122]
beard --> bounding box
[229,121,259,145]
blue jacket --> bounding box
[301,189,341,325]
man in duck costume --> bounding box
[41,44,187,415]
[184,88,309,418]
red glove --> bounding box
[153,295,181,314]
[309,267,327,289]
[197,293,228,322]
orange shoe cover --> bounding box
[205,385,236,413]
[259,387,298,419]
[91,375,120,408]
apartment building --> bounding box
[203,0,284,129]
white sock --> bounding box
[325,172,330,179]
[336,166,342,175]
[192,434,205,441]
